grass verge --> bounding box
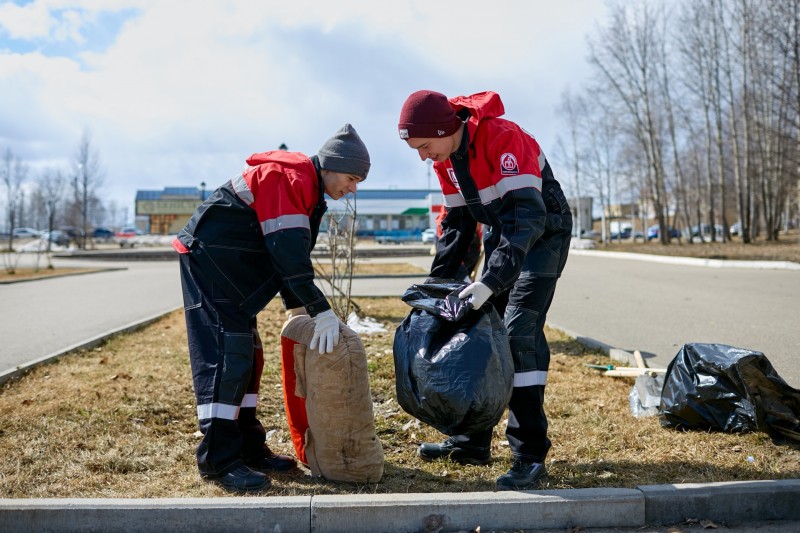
[1,298,797,498]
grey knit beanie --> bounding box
[317,123,371,179]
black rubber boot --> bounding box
[208,465,271,493]
[495,460,547,490]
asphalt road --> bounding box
[0,257,183,375]
[2,249,797,389]
[361,252,800,388]
[547,251,800,387]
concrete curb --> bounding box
[569,248,800,270]
[1,480,799,532]
[546,322,644,367]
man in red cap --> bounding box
[397,90,572,490]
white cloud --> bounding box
[0,1,55,40]
[0,0,611,221]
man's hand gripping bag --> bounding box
[280,315,384,483]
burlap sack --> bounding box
[280,315,384,483]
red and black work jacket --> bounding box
[431,91,570,294]
[173,150,330,315]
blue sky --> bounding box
[0,0,611,219]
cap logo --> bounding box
[500,153,519,175]
[399,128,409,139]
[437,129,446,136]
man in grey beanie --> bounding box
[172,123,370,493]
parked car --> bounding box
[12,227,41,239]
[421,228,436,244]
[578,229,600,240]
[116,226,144,248]
[116,227,143,238]
[91,226,115,241]
[646,225,681,241]
[59,226,86,244]
[687,224,724,240]
[40,230,70,246]
[374,230,421,245]
[609,228,645,242]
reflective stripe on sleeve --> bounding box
[196,402,240,421]
[231,174,255,205]
[261,213,310,235]
[444,192,466,207]
[513,370,548,387]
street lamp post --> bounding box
[78,163,86,249]
[426,159,432,190]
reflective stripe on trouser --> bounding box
[179,253,270,477]
[453,218,570,463]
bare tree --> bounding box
[720,0,753,242]
[579,88,627,244]
[1,148,28,264]
[770,0,800,238]
[588,1,671,243]
[38,168,67,266]
[71,130,104,249]
[313,194,361,321]
[748,1,796,240]
[557,87,587,239]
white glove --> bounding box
[309,309,341,354]
[458,281,493,309]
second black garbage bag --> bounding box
[393,278,514,436]
[659,342,800,443]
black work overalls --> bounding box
[176,180,327,477]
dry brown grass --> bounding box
[599,229,800,263]
[0,263,423,284]
[314,261,427,276]
[1,298,797,498]
[0,267,104,282]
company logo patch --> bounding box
[399,128,409,139]
[437,129,446,136]
[447,168,460,190]
[500,153,519,175]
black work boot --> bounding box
[209,465,271,493]
[418,437,491,466]
[495,460,547,490]
[245,451,297,472]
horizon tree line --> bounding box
[557,0,799,245]
[1,130,127,252]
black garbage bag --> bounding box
[393,278,514,436]
[659,343,800,442]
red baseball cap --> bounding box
[398,90,462,140]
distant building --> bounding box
[607,202,640,218]
[326,189,442,235]
[134,186,442,236]
[567,196,593,236]
[135,187,211,235]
